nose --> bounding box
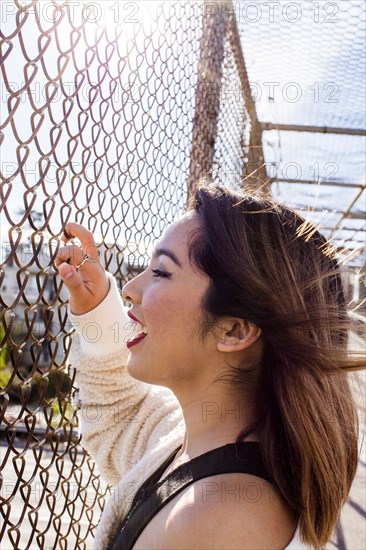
[122,274,142,304]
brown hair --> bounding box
[187,181,365,549]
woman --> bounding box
[55,183,364,549]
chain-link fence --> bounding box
[0,1,266,547]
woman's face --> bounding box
[122,213,215,388]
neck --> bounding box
[174,383,259,460]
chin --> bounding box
[126,358,155,385]
[126,359,171,388]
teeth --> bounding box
[136,321,148,335]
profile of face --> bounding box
[122,212,217,390]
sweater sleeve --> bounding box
[68,272,183,486]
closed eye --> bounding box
[151,269,171,278]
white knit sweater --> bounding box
[69,272,312,549]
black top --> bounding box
[111,442,272,550]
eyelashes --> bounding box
[151,269,171,278]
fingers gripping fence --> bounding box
[0,1,260,547]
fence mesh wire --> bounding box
[235,0,366,266]
[1,1,365,548]
[0,1,258,547]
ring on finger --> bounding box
[75,254,91,270]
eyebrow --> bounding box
[152,247,183,268]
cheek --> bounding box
[144,291,203,343]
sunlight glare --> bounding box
[91,1,159,35]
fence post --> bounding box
[225,2,269,192]
[187,1,227,202]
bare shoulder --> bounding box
[163,472,297,550]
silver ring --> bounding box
[75,254,90,270]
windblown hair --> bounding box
[187,181,365,549]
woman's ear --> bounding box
[216,319,262,353]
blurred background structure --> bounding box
[0,1,365,548]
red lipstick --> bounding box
[126,311,147,348]
[127,311,142,323]
[126,334,147,348]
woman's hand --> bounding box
[54,223,109,315]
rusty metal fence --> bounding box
[0,1,265,547]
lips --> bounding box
[127,311,142,324]
[126,333,147,348]
[127,311,148,334]
[126,311,148,349]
